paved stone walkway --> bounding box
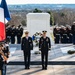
[6,44,75,75]
[7,65,75,75]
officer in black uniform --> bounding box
[16,25,23,44]
[11,25,16,44]
[53,27,56,43]
[21,31,33,69]
[6,25,12,43]
[60,26,65,43]
[61,27,68,43]
[39,31,51,70]
[71,22,75,45]
[66,26,73,43]
[53,27,60,44]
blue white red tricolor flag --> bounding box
[0,0,11,41]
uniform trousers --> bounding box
[41,49,48,68]
[72,34,75,45]
[23,50,31,68]
[11,36,15,44]
[17,36,21,44]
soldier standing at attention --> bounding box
[62,27,68,44]
[66,26,72,43]
[16,25,23,44]
[53,27,60,44]
[6,25,12,43]
[71,22,75,45]
[21,31,33,69]
[39,31,51,70]
[11,25,16,44]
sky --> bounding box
[0,0,75,5]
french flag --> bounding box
[0,0,11,41]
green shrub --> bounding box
[67,50,75,54]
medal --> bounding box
[29,40,31,42]
[46,38,48,42]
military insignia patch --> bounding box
[29,40,31,42]
[46,38,49,42]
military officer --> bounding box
[39,31,51,70]
[16,25,23,44]
[61,27,68,43]
[6,25,12,43]
[11,25,16,44]
[53,27,60,44]
[71,22,75,45]
[21,31,33,69]
[66,26,72,43]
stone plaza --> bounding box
[6,44,75,75]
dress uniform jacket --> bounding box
[62,29,68,43]
[11,28,16,37]
[11,28,16,44]
[39,36,51,69]
[16,28,23,37]
[60,28,64,43]
[66,28,72,43]
[71,25,75,34]
[53,28,60,44]
[39,37,51,51]
[6,27,12,43]
[21,37,33,69]
[53,28,56,37]
[21,37,33,51]
[16,27,23,44]
[6,27,12,37]
[71,25,75,44]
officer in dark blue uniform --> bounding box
[39,31,51,70]
[11,25,16,44]
[61,27,68,43]
[66,26,73,43]
[16,25,23,44]
[53,27,60,44]
[71,22,75,45]
[21,31,33,69]
[6,25,12,43]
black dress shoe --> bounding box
[25,67,27,69]
[42,67,45,70]
[42,68,44,70]
[44,67,47,70]
[27,67,30,69]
